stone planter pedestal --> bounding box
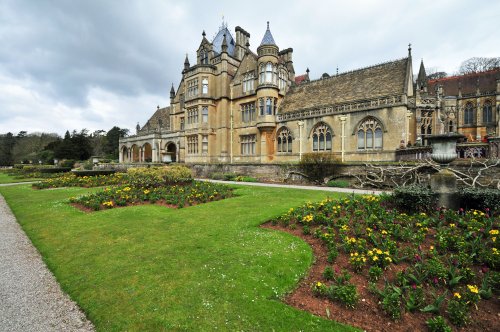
[428,134,464,210]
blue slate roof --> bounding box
[260,22,276,46]
[212,27,235,55]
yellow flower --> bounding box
[376,249,383,255]
[492,237,497,242]
[454,292,461,299]
[429,246,434,250]
[372,255,378,261]
[143,189,150,194]
[493,248,499,255]
[316,282,322,287]
[489,229,499,235]
[381,230,388,235]
[467,284,479,294]
[449,223,456,228]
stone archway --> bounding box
[131,144,140,162]
[121,146,129,162]
[164,142,177,162]
[143,143,152,162]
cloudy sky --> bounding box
[1,0,499,136]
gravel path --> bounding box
[197,178,388,195]
[0,194,95,332]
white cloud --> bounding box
[0,0,499,136]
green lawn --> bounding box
[0,184,359,331]
[0,171,40,184]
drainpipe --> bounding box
[230,86,234,164]
[340,114,347,162]
[297,121,304,159]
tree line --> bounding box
[427,56,500,80]
[0,126,129,166]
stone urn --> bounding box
[427,133,464,165]
[427,134,464,209]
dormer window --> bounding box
[200,49,208,64]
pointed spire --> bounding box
[417,59,427,90]
[408,43,412,56]
[170,83,175,99]
[202,30,206,38]
[184,54,190,70]
[260,21,276,46]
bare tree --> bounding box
[350,159,500,189]
[458,57,500,74]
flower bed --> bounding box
[69,181,233,211]
[33,172,127,189]
[268,195,499,331]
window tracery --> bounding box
[277,127,292,153]
[357,117,383,150]
[312,123,332,151]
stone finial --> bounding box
[408,43,412,55]
[306,67,310,74]
[202,30,206,38]
[221,33,228,53]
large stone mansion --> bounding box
[119,22,500,164]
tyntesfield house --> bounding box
[119,21,500,164]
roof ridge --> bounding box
[301,57,408,86]
[428,67,500,83]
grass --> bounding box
[0,171,41,184]
[0,183,358,331]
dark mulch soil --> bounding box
[262,223,500,332]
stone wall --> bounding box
[188,161,500,189]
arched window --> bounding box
[312,123,332,152]
[202,78,208,94]
[357,118,383,150]
[464,102,474,125]
[277,127,293,153]
[483,100,493,123]
[259,64,265,84]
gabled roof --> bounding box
[279,58,410,114]
[140,107,171,133]
[427,68,500,96]
[260,22,276,46]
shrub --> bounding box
[322,266,334,281]
[60,159,75,168]
[235,175,258,182]
[209,172,225,180]
[39,167,72,174]
[327,284,358,308]
[458,187,500,214]
[326,180,349,188]
[426,316,452,332]
[391,185,437,213]
[298,153,339,184]
[127,165,192,187]
[72,170,116,177]
[447,299,469,327]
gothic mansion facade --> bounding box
[119,22,500,164]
